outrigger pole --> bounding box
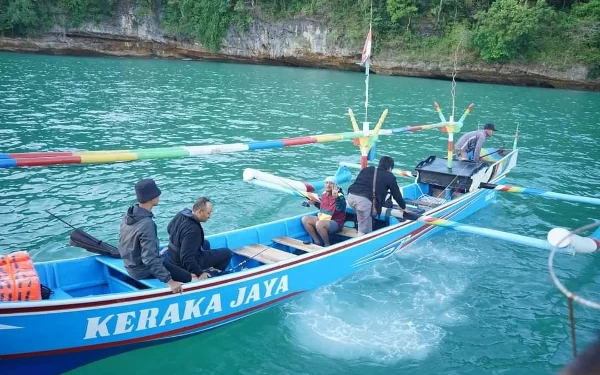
[479,183,600,206]
[0,117,472,170]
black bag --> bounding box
[41,284,54,300]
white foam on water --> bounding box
[284,240,474,364]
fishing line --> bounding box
[45,209,77,230]
[266,173,321,203]
[232,245,277,271]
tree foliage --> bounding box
[0,0,597,68]
[162,0,233,50]
[472,0,555,61]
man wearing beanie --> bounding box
[118,178,184,294]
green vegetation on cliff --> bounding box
[0,0,598,77]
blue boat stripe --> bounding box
[247,140,285,150]
[0,159,17,168]
[0,153,10,159]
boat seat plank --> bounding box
[95,256,164,289]
[272,237,323,253]
[232,244,297,264]
[337,227,359,238]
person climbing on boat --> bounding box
[165,197,233,283]
[117,178,184,294]
[346,156,408,236]
[454,123,496,162]
[301,176,347,247]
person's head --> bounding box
[324,176,337,194]
[484,123,496,137]
[192,197,213,223]
[135,178,161,207]
[378,156,395,172]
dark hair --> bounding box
[192,197,211,212]
[378,156,395,170]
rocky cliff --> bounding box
[1,3,597,91]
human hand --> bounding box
[199,272,212,280]
[167,279,184,293]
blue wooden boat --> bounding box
[0,147,523,375]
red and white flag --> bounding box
[361,29,372,66]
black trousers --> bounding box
[165,240,233,283]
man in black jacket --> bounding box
[165,197,233,282]
[347,156,408,235]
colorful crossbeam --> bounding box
[479,183,600,206]
[412,214,590,254]
[0,112,476,170]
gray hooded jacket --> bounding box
[454,129,487,161]
[117,205,171,283]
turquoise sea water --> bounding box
[0,52,599,374]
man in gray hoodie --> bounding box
[454,123,496,162]
[117,178,184,294]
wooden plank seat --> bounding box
[337,227,360,238]
[95,256,164,289]
[232,244,297,264]
[272,236,323,253]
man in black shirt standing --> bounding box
[347,156,407,235]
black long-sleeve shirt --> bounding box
[347,166,406,213]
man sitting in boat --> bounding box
[301,176,347,247]
[165,197,233,282]
[347,156,408,235]
[454,123,496,162]
[117,178,184,294]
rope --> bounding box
[433,162,472,201]
[568,297,577,357]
